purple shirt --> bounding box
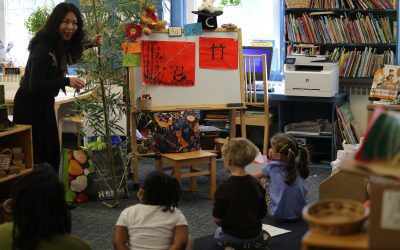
[262,161,307,220]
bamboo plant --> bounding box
[76,0,146,207]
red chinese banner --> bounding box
[141,41,196,86]
[199,37,238,69]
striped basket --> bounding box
[285,0,311,8]
[0,148,12,170]
[136,99,152,111]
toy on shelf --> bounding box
[140,2,167,35]
[192,0,223,30]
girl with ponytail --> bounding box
[253,133,310,221]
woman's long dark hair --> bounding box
[11,164,71,250]
[28,2,85,64]
[141,171,181,212]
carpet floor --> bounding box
[70,157,331,250]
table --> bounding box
[366,103,400,123]
[301,231,369,250]
[155,150,217,198]
[5,89,91,130]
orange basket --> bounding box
[303,199,369,235]
[285,0,311,8]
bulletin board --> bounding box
[130,28,244,111]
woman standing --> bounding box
[13,3,93,172]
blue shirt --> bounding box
[262,161,307,220]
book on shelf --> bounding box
[336,101,359,144]
[369,64,400,101]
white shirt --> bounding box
[116,204,188,250]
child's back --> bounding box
[213,174,267,238]
[116,203,187,249]
[114,172,188,250]
[263,160,306,220]
[213,138,268,247]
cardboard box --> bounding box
[369,176,400,250]
[319,171,367,202]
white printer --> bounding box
[284,55,339,97]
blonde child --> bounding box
[113,172,188,250]
[253,133,310,221]
[213,138,269,248]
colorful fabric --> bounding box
[153,111,200,153]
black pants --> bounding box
[13,88,60,173]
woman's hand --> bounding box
[69,77,85,90]
[92,34,103,47]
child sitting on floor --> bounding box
[253,133,310,221]
[213,138,269,249]
[113,171,188,250]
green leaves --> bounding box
[218,0,242,11]
[24,6,50,37]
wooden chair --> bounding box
[235,54,271,155]
[58,114,84,149]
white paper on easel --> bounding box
[262,224,291,237]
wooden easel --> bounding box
[127,29,247,186]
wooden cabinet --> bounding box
[270,92,348,162]
[0,125,33,200]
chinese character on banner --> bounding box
[141,41,196,86]
[199,37,238,69]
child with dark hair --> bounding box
[113,171,188,250]
[253,133,310,220]
[213,138,269,248]
[0,163,91,250]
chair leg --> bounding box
[58,120,64,151]
[209,156,216,199]
[76,123,81,147]
[189,165,198,192]
[263,125,269,155]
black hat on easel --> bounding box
[192,11,223,30]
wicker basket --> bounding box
[136,99,152,111]
[303,199,369,235]
[0,149,12,170]
[285,0,311,8]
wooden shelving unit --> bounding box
[0,125,33,199]
[284,2,398,86]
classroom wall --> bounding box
[349,94,369,136]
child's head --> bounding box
[140,171,181,212]
[222,137,259,168]
[11,163,71,250]
[270,133,310,184]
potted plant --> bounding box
[75,0,145,207]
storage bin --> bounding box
[285,0,311,8]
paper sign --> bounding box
[262,224,291,237]
[381,189,400,230]
[122,53,141,67]
[169,27,183,37]
[121,42,141,55]
[199,37,238,69]
[184,23,203,36]
[141,41,195,86]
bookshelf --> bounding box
[284,0,399,86]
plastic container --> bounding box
[89,135,122,146]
